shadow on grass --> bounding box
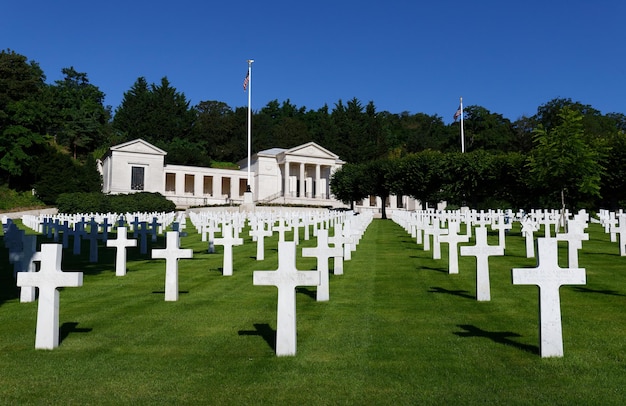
[429,286,474,300]
[296,287,316,300]
[572,286,626,296]
[238,323,276,352]
[454,324,539,355]
[59,321,93,344]
[419,266,449,273]
[152,290,190,295]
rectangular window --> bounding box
[165,173,176,192]
[239,179,247,197]
[131,166,145,191]
[184,174,195,194]
[369,195,377,206]
[203,176,213,195]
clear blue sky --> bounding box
[3,0,624,123]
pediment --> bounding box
[284,142,338,160]
[110,139,167,156]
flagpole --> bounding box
[246,59,254,192]
[460,96,465,153]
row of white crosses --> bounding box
[597,209,626,256]
[10,208,388,357]
[9,212,179,349]
[2,219,86,350]
[253,212,373,356]
[393,208,589,357]
[120,208,372,356]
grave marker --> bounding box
[249,221,272,261]
[512,238,586,357]
[253,241,320,356]
[555,218,588,268]
[214,224,243,276]
[106,226,137,276]
[439,221,470,274]
[302,229,342,301]
[16,244,83,350]
[151,231,193,301]
[460,226,504,301]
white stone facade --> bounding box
[101,139,348,209]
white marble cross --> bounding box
[85,218,103,263]
[249,220,273,261]
[491,214,512,250]
[512,238,586,357]
[612,213,626,256]
[328,225,347,275]
[422,220,433,252]
[521,216,539,258]
[214,224,243,276]
[555,218,588,268]
[16,244,83,349]
[605,211,618,242]
[253,241,320,356]
[291,218,301,245]
[429,219,448,260]
[151,231,193,301]
[273,218,291,243]
[17,234,39,302]
[341,221,356,260]
[202,220,220,253]
[302,229,343,301]
[439,221,470,274]
[136,222,151,255]
[106,226,137,276]
[72,219,86,255]
[460,226,504,301]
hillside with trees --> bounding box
[1,49,625,211]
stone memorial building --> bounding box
[100,138,419,212]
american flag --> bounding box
[243,71,249,91]
[453,105,462,121]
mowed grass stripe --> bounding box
[1,218,626,404]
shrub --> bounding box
[0,186,45,211]
[56,192,176,214]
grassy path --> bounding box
[1,218,626,404]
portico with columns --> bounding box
[240,142,345,204]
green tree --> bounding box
[439,151,497,208]
[32,145,101,204]
[331,98,370,164]
[113,77,196,156]
[462,105,515,152]
[112,77,152,142]
[361,158,399,219]
[0,50,49,185]
[149,77,195,146]
[329,163,368,210]
[399,112,450,154]
[48,67,110,158]
[599,130,626,209]
[192,100,238,162]
[396,150,444,208]
[527,107,604,209]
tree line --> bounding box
[1,49,625,210]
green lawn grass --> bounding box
[1,218,626,404]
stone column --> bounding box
[176,172,184,195]
[194,174,203,197]
[299,163,305,198]
[230,177,238,199]
[214,175,222,197]
[283,161,289,197]
[315,164,321,199]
